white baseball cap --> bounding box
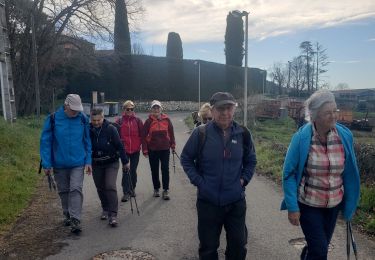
[65,94,83,111]
[151,100,162,108]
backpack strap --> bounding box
[196,124,207,169]
[239,125,254,167]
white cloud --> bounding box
[343,60,361,64]
[141,0,375,44]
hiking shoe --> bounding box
[162,190,170,200]
[153,189,160,197]
[109,217,118,227]
[100,211,108,220]
[70,218,82,234]
[121,193,130,202]
[64,216,71,227]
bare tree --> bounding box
[299,41,314,92]
[6,0,144,115]
[270,62,287,95]
[335,82,350,90]
[315,42,329,90]
[290,56,306,95]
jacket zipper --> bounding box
[218,129,226,206]
[128,119,132,153]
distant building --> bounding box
[333,88,375,111]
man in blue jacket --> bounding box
[40,94,92,234]
[181,92,257,260]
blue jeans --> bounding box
[299,202,341,260]
[196,198,247,260]
[54,166,84,220]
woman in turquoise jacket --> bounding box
[281,90,360,260]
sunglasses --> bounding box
[125,108,134,111]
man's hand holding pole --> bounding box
[85,164,92,175]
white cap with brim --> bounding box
[151,100,162,108]
[65,94,83,111]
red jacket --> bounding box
[116,114,143,154]
[143,113,175,153]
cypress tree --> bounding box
[114,0,131,55]
[224,12,244,66]
[166,32,183,59]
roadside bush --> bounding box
[355,143,375,185]
[359,186,375,212]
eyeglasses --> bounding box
[125,108,134,111]
[321,109,339,117]
[203,117,212,122]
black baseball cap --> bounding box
[209,92,236,107]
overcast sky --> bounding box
[110,0,375,89]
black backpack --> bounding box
[196,124,252,169]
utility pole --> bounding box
[0,0,16,122]
[31,13,40,118]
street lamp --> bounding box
[232,10,249,126]
[261,70,267,96]
[194,60,201,109]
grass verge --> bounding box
[0,117,43,235]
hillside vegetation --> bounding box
[0,118,42,234]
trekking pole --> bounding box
[173,151,181,161]
[124,169,134,214]
[172,152,176,174]
[47,174,57,191]
[347,221,351,260]
[127,170,140,216]
[348,221,358,260]
[124,168,139,215]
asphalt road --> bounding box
[47,112,375,260]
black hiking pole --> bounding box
[348,221,358,260]
[347,221,351,260]
[172,151,176,174]
[173,151,181,161]
[124,168,140,215]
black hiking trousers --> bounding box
[197,198,247,260]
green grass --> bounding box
[251,117,296,146]
[0,117,43,234]
[353,185,375,235]
[184,114,194,130]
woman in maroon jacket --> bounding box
[143,100,176,200]
[116,100,144,202]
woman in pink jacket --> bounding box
[116,100,144,202]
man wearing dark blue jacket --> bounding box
[40,94,92,234]
[181,92,257,260]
